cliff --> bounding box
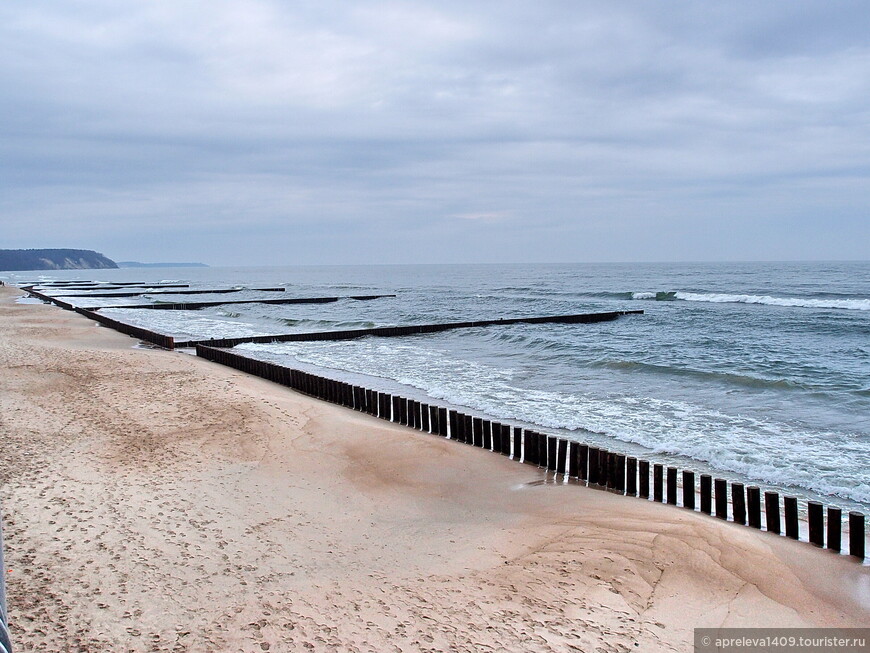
[0,249,119,271]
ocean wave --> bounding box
[674,292,870,311]
[245,339,870,507]
[594,359,808,391]
[586,291,677,301]
[631,291,677,301]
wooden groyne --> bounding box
[19,280,95,286]
[195,344,868,563]
[175,310,643,348]
[20,288,176,349]
[21,286,640,353]
[92,294,396,311]
[58,287,286,298]
[25,283,190,291]
[74,308,175,349]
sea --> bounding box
[5,261,869,516]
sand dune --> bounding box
[1,286,867,652]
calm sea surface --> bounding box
[6,261,869,513]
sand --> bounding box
[0,285,867,652]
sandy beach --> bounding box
[1,285,867,652]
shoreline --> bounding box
[1,285,868,651]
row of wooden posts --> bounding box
[195,344,867,561]
[175,309,643,348]
[57,286,287,298]
[24,286,645,355]
[92,294,396,311]
[22,287,178,349]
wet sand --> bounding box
[1,285,867,652]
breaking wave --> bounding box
[674,292,870,311]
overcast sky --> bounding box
[2,1,868,265]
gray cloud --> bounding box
[2,1,868,264]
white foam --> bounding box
[675,292,870,311]
[236,339,870,508]
[631,292,656,300]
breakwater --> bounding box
[20,287,642,353]
[92,294,396,311]
[195,343,867,562]
[58,286,286,298]
[175,310,641,348]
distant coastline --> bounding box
[0,248,117,271]
[117,261,209,268]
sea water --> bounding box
[6,261,869,514]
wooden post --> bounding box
[557,439,568,475]
[569,442,579,478]
[493,424,503,454]
[392,396,401,423]
[784,496,799,539]
[578,444,589,482]
[596,450,607,487]
[653,464,663,502]
[732,483,746,524]
[438,407,448,436]
[483,420,492,450]
[667,467,678,505]
[827,507,842,552]
[700,475,712,514]
[849,512,865,560]
[465,415,475,445]
[538,432,548,467]
[547,437,557,471]
[682,471,695,510]
[588,448,599,484]
[639,460,650,498]
[808,501,824,547]
[501,424,512,456]
[611,455,623,492]
[461,414,471,443]
[599,450,610,487]
[448,410,458,439]
[747,487,761,529]
[603,452,614,489]
[714,478,727,519]
[626,457,637,496]
[764,492,781,534]
[421,403,430,432]
[523,430,536,464]
[472,417,483,447]
[513,427,523,460]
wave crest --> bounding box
[674,292,870,311]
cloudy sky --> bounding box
[2,1,868,265]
